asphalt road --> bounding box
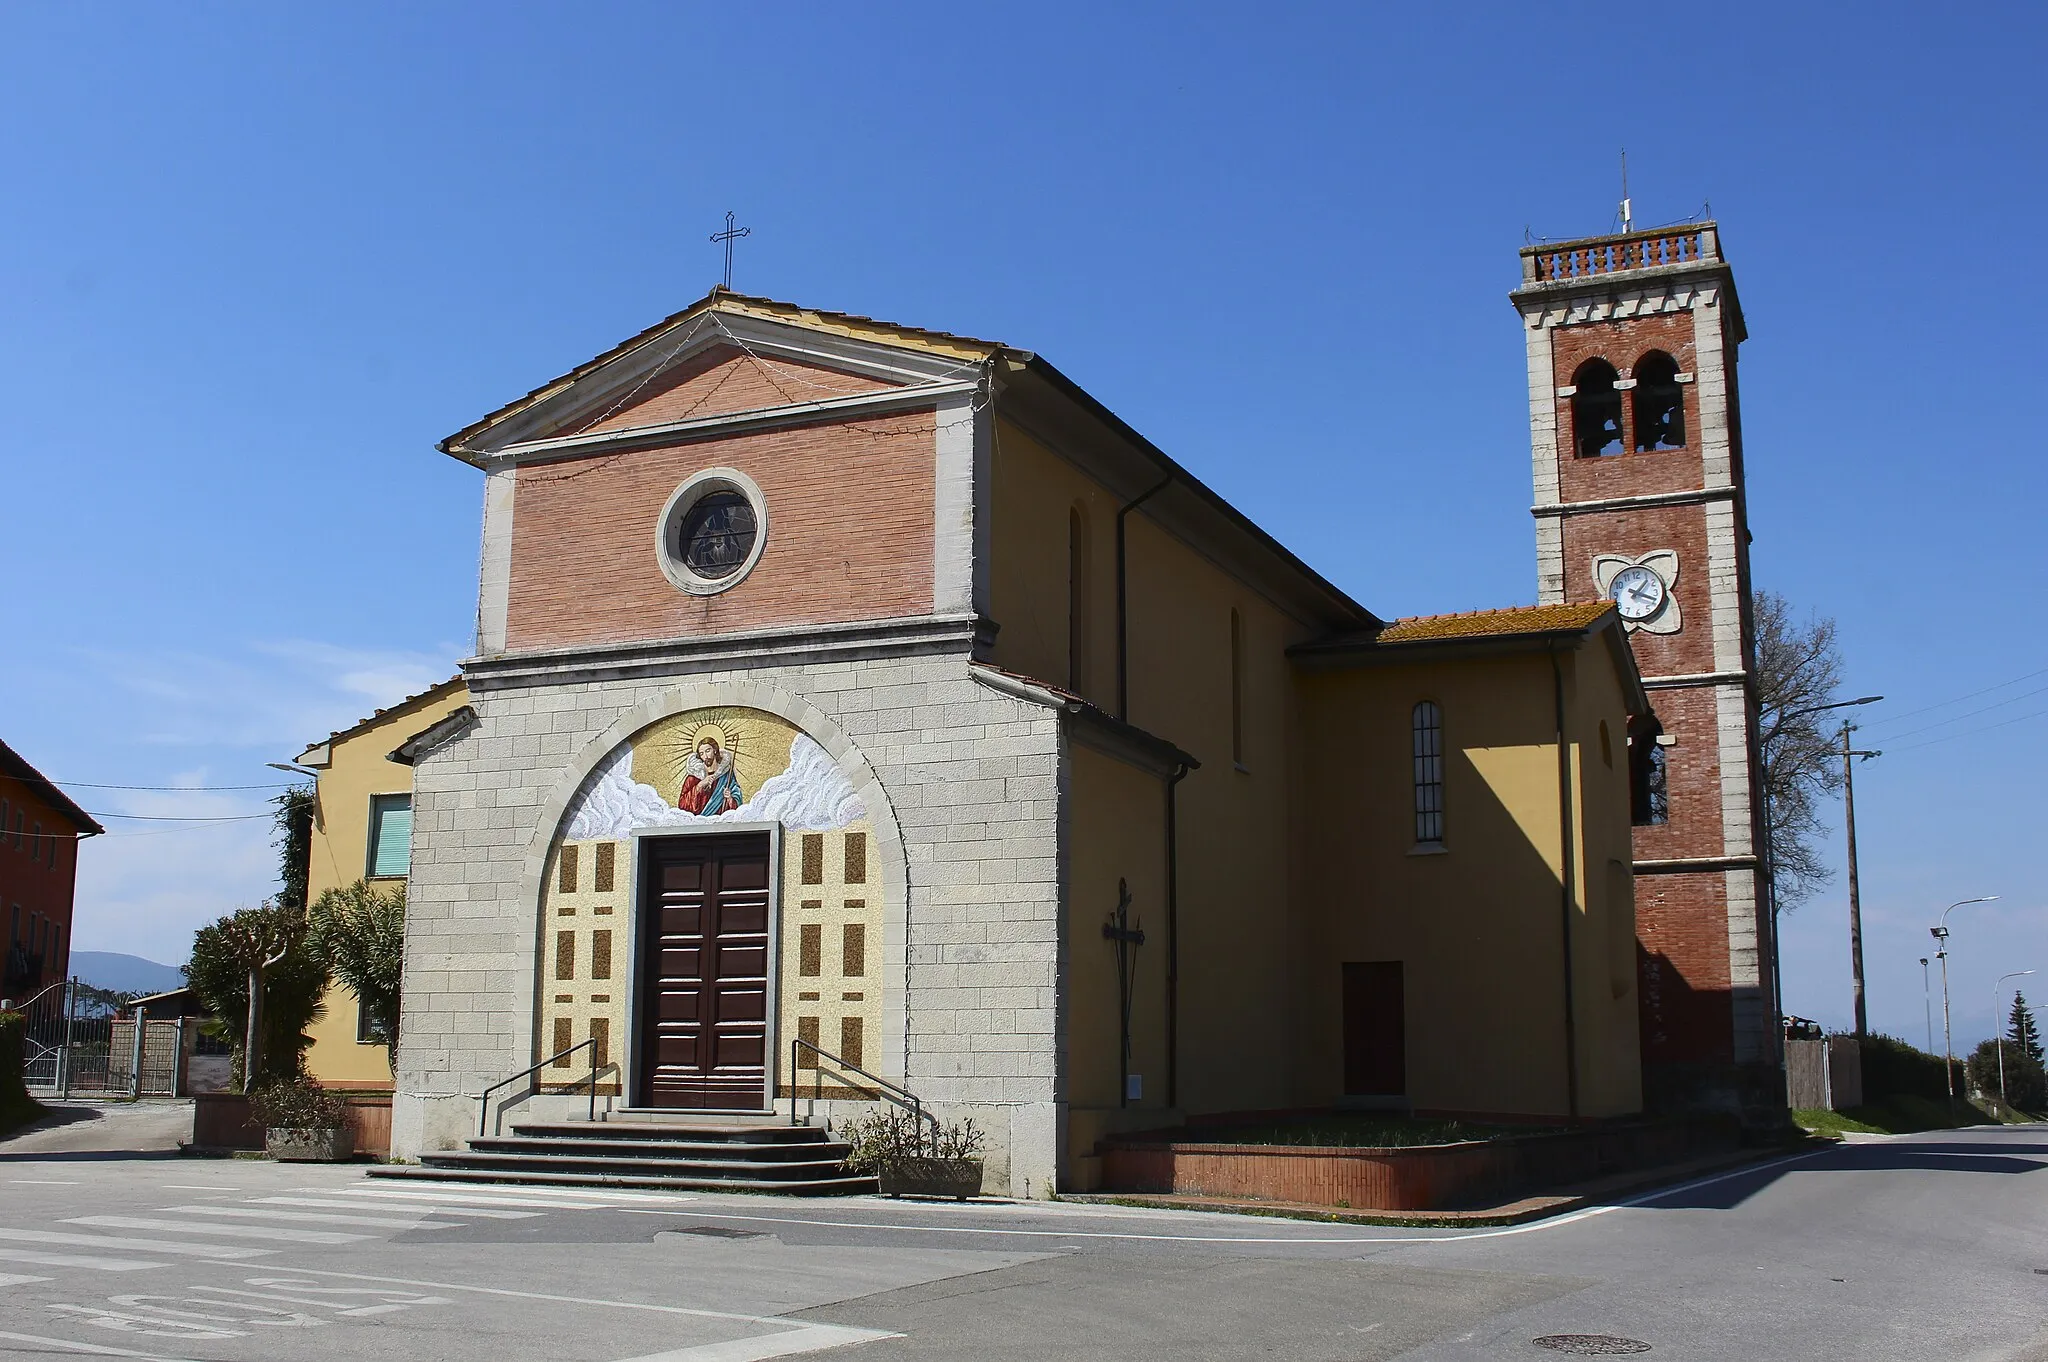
[0,1114,2043,1360]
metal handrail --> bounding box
[478,1038,600,1138]
[789,1036,935,1132]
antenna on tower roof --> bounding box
[1619,148,1633,234]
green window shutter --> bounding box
[370,795,413,878]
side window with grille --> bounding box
[1412,702,1445,845]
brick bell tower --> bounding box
[1511,221,1775,1117]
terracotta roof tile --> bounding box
[1375,601,1614,644]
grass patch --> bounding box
[1795,1096,1994,1137]
[1169,1116,1550,1148]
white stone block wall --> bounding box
[392,641,1067,1196]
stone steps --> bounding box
[370,1118,875,1196]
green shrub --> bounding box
[247,1075,351,1131]
[1965,1038,2047,1112]
[185,902,330,1088]
[0,1011,41,1137]
[1858,1033,1950,1102]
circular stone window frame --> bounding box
[655,467,770,597]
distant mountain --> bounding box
[69,951,184,996]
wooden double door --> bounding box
[636,832,774,1110]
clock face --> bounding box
[1610,564,1667,621]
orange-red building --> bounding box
[0,739,103,1002]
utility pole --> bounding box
[1841,724,1880,1037]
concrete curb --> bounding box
[1060,1141,1824,1228]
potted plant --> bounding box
[841,1108,986,1199]
[249,1075,353,1162]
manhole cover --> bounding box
[1533,1337,1652,1356]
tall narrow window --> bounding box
[368,794,413,879]
[1230,609,1246,768]
[1632,740,1670,826]
[1632,351,1686,451]
[1068,504,1093,696]
[1412,701,1445,844]
[1571,359,1624,457]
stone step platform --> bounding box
[369,1118,875,1196]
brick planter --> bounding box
[1100,1118,1734,1212]
[190,1090,391,1157]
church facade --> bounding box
[391,224,1763,1190]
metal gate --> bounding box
[10,978,184,1098]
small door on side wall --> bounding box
[1342,961,1406,1097]
[638,832,774,1110]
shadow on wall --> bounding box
[1636,945,1734,1110]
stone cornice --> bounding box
[1642,670,1750,690]
[1634,854,1760,875]
[463,613,992,691]
[1533,486,1741,518]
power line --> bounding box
[1863,683,2048,743]
[46,781,294,792]
[83,811,275,822]
[1886,705,2048,754]
[1862,666,2048,733]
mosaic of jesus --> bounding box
[677,732,744,814]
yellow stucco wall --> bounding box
[988,419,1319,1129]
[301,680,469,1089]
[1294,646,1642,1119]
[1063,739,1170,1179]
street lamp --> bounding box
[1760,695,1882,1040]
[1931,896,2000,1099]
[1994,970,2035,1110]
[1919,957,1933,1053]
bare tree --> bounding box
[1754,589,1847,915]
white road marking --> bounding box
[158,1186,243,1193]
[62,1217,369,1246]
[160,1205,456,1231]
[332,1181,698,1205]
[0,1230,270,1261]
[7,1179,81,1186]
[0,1272,54,1287]
[255,1195,543,1220]
[608,1150,1828,1248]
[0,1330,205,1361]
[0,1248,164,1272]
[326,1186,619,1211]
[197,1264,900,1357]
[609,1325,900,1361]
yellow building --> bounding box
[295,677,467,1090]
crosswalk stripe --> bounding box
[338,1181,697,1205]
[0,1229,269,1261]
[0,1248,162,1272]
[163,1205,456,1230]
[0,1273,53,1287]
[62,1216,370,1246]
[331,1187,618,1211]
[256,1196,543,1220]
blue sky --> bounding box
[2,4,2042,1052]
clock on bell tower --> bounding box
[1511,221,1773,1119]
